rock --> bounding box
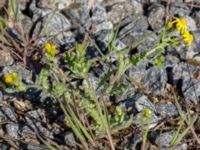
[25,109,53,139]
[153,130,187,150]
[0,106,17,122]
[125,133,143,149]
[118,16,149,46]
[185,16,197,32]
[27,144,49,150]
[0,50,14,67]
[91,4,114,49]
[155,103,178,117]
[0,141,9,150]
[0,91,3,101]
[128,62,147,82]
[143,67,167,94]
[172,62,200,85]
[148,4,165,30]
[64,132,76,147]
[26,109,47,123]
[136,30,160,53]
[193,11,200,28]
[133,94,159,129]
[106,0,143,25]
[36,0,73,9]
[62,0,91,31]
[19,125,37,140]
[169,3,191,17]
[155,131,176,148]
[182,77,200,103]
[6,123,19,139]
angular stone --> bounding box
[143,67,167,94]
[182,77,200,103]
[0,106,16,122]
[155,103,178,117]
[6,123,19,139]
[0,50,14,67]
[148,4,165,30]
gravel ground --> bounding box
[0,0,200,150]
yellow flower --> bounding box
[182,30,193,46]
[12,72,17,80]
[166,18,188,34]
[4,72,17,85]
[173,17,188,34]
[44,43,57,56]
[143,107,151,118]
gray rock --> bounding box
[136,30,160,53]
[155,103,178,117]
[106,0,143,25]
[172,62,200,85]
[154,131,187,150]
[91,4,114,48]
[182,77,200,103]
[0,50,14,67]
[36,0,73,9]
[169,3,191,17]
[26,109,47,123]
[0,141,9,150]
[27,144,49,150]
[134,94,159,129]
[6,123,19,139]
[185,16,197,32]
[148,4,165,30]
[19,125,37,139]
[134,94,155,112]
[155,130,176,148]
[0,106,17,122]
[143,67,167,94]
[25,109,53,139]
[193,11,200,28]
[62,0,91,31]
[119,16,149,46]
[128,62,147,82]
[125,133,143,149]
[0,91,3,101]
[64,132,76,147]
[163,55,180,69]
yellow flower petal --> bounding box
[174,18,188,34]
[182,30,193,46]
[4,74,14,85]
[44,43,57,57]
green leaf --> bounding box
[36,69,50,92]
[131,52,146,65]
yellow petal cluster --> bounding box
[44,43,57,56]
[4,72,17,85]
[182,30,193,46]
[166,17,193,46]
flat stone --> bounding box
[182,77,200,103]
[0,106,17,122]
[143,67,167,94]
[148,4,165,30]
[0,50,14,67]
[155,103,178,117]
[6,123,19,139]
